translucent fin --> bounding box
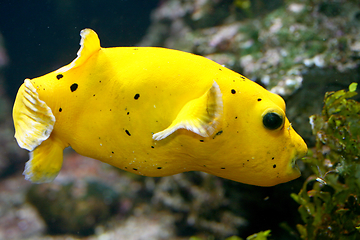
[13,79,55,151]
[153,81,223,141]
[56,28,101,73]
[23,137,64,183]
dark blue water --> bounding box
[0,0,159,98]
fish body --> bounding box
[13,29,307,186]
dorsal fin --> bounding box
[153,81,223,140]
[56,28,101,73]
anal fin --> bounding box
[153,81,223,141]
[23,137,65,183]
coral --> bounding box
[152,172,247,238]
[292,83,360,239]
[27,179,120,236]
[0,176,45,239]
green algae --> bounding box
[190,229,271,240]
[292,83,360,240]
[246,229,271,240]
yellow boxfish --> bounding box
[12,29,307,186]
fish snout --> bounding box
[290,134,308,172]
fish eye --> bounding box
[262,111,284,130]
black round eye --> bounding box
[263,112,284,130]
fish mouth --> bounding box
[291,150,308,173]
[292,158,301,173]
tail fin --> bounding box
[13,79,64,183]
[23,137,64,183]
[13,79,55,151]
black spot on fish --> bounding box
[125,167,128,169]
[127,112,130,115]
[213,130,223,139]
[157,167,162,169]
[151,146,154,148]
[221,167,226,169]
[56,74,63,80]
[59,108,62,112]
[240,76,245,79]
[125,130,131,136]
[273,164,277,168]
[70,83,78,92]
[133,168,137,171]
[247,159,250,162]
[134,94,140,100]
[112,151,114,154]
[93,94,96,97]
[133,48,139,50]
[99,80,102,83]
[219,68,222,71]
[235,116,238,119]
[110,109,112,111]
[257,98,262,101]
[272,157,275,160]
[231,89,236,94]
[199,140,204,142]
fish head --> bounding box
[209,85,308,187]
[240,90,308,186]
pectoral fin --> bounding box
[153,81,223,140]
[13,79,55,151]
[23,137,64,183]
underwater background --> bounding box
[0,0,360,239]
